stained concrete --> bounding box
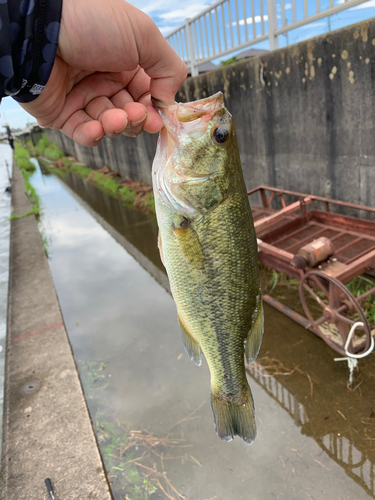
[1,164,111,499]
[42,18,375,211]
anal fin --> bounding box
[178,314,202,366]
[245,293,264,364]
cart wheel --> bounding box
[299,270,372,356]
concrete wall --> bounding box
[44,127,157,185]
[42,19,375,208]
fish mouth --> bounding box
[152,92,224,126]
[152,92,226,155]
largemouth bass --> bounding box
[152,92,263,444]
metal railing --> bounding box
[165,0,371,76]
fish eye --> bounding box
[212,126,229,145]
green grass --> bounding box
[119,185,137,204]
[143,192,155,213]
[10,149,50,257]
[92,172,120,194]
[34,133,64,161]
[44,144,63,161]
[14,143,35,172]
[10,164,40,220]
[69,163,92,178]
[220,56,244,66]
[26,139,36,156]
[346,276,375,326]
[35,133,51,156]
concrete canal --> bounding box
[6,157,375,499]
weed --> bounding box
[26,139,36,156]
[78,360,206,500]
[44,144,64,161]
[10,166,40,219]
[10,154,50,257]
[14,143,35,172]
[120,185,137,204]
[266,269,280,293]
[35,133,51,156]
[92,172,120,194]
[39,227,50,258]
[220,56,244,66]
[346,276,375,326]
[69,163,92,178]
[143,193,156,213]
[346,276,374,297]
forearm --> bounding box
[0,0,62,103]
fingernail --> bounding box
[114,127,126,134]
[131,115,147,127]
[94,134,104,142]
[126,116,147,137]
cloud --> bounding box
[352,0,375,8]
[158,4,210,21]
[232,15,269,26]
[159,25,179,35]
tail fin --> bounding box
[211,389,256,445]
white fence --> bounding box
[165,0,370,76]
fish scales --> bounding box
[152,92,263,444]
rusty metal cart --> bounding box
[248,186,375,357]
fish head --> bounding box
[152,92,237,218]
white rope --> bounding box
[344,322,374,359]
[334,322,374,388]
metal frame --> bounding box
[247,186,375,356]
[165,0,370,76]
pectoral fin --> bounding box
[245,294,264,364]
[178,314,202,366]
[173,219,204,269]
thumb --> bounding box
[133,14,187,104]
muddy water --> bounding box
[0,144,12,448]
[29,162,375,500]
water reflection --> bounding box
[247,312,375,499]
[30,161,375,500]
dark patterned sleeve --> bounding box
[0,0,62,103]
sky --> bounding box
[1,0,375,131]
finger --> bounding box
[143,106,163,134]
[53,70,136,130]
[60,109,104,147]
[110,68,151,106]
[127,9,187,103]
[120,102,147,137]
[85,96,129,138]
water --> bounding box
[0,144,12,449]
[22,162,375,499]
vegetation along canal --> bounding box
[25,159,375,500]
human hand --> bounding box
[20,0,187,146]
